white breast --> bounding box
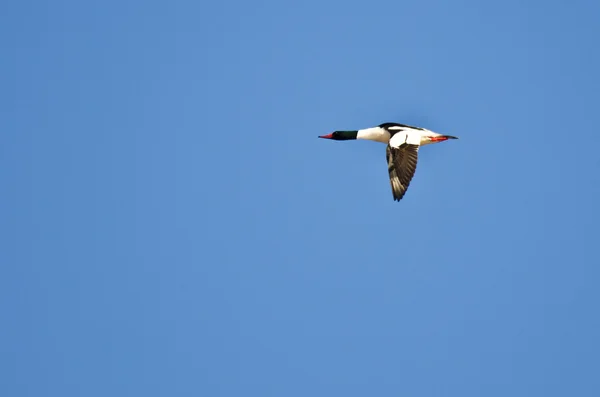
[356,127,391,143]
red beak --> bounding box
[319,133,334,139]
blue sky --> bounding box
[2,0,600,396]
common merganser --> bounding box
[319,122,458,201]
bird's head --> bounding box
[318,130,358,141]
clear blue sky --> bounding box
[2,0,600,396]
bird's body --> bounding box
[319,122,458,201]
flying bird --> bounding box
[319,122,458,201]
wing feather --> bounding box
[386,143,419,201]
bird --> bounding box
[319,122,458,201]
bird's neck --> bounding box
[357,127,391,143]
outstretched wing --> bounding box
[386,132,420,201]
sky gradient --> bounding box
[2,0,600,396]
